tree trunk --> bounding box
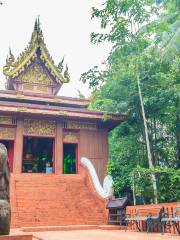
[154,117,158,165]
[176,114,180,168]
[137,74,158,204]
[132,173,136,205]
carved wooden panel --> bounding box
[23,84,34,91]
[17,61,54,85]
[0,116,16,125]
[23,84,48,93]
[0,116,12,125]
[0,127,15,139]
[63,131,79,143]
[64,121,96,130]
[36,85,48,92]
[24,119,56,136]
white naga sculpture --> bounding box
[80,157,113,199]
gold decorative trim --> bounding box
[58,111,68,116]
[66,121,96,130]
[0,116,16,125]
[63,133,78,143]
[0,116,12,125]
[16,93,24,99]
[18,107,28,112]
[17,61,55,86]
[24,119,56,136]
[23,85,34,91]
[0,91,89,106]
[36,85,48,92]
[0,127,15,139]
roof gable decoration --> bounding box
[3,18,70,89]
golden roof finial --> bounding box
[34,19,38,31]
[37,15,40,30]
[34,16,40,31]
[32,16,43,44]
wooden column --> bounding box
[14,119,24,173]
[55,122,63,174]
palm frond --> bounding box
[159,20,180,61]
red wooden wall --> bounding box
[79,129,108,183]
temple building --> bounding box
[0,19,124,228]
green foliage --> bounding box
[130,166,180,202]
[81,0,180,203]
[63,154,76,174]
[90,0,158,44]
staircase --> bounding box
[10,169,108,228]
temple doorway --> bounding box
[63,143,77,174]
[0,140,14,173]
[22,137,54,173]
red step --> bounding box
[10,170,108,228]
[21,225,126,232]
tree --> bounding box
[81,0,180,203]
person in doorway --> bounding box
[46,162,52,173]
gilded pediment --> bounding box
[3,18,70,95]
[16,61,55,86]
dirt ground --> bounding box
[10,229,179,240]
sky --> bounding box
[0,0,111,97]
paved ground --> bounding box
[30,230,180,240]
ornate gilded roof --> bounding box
[3,18,70,85]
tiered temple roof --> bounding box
[3,18,70,94]
[0,19,125,130]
